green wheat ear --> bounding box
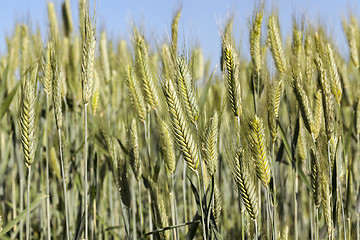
[20,63,38,168]
[250,7,263,75]
[171,9,181,57]
[202,112,219,176]
[224,43,242,117]
[125,64,147,122]
[175,56,199,124]
[128,118,142,182]
[51,51,63,130]
[267,13,287,75]
[325,43,342,104]
[291,65,314,135]
[133,28,160,111]
[162,79,199,172]
[247,115,271,187]
[268,76,284,143]
[81,9,96,105]
[230,149,258,220]
[159,118,176,174]
[310,147,321,208]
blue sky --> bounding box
[0,0,359,66]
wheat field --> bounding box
[0,0,359,239]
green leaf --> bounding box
[0,82,20,121]
[278,122,311,190]
[0,194,47,237]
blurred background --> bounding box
[0,0,359,68]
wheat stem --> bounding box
[26,165,31,240]
[58,129,70,240]
[45,100,51,240]
[84,103,88,239]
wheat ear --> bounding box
[159,118,176,174]
[291,67,314,135]
[267,14,287,75]
[162,79,199,172]
[231,149,258,220]
[201,112,219,176]
[125,65,147,122]
[268,76,284,143]
[134,29,160,110]
[250,8,263,75]
[325,43,342,104]
[248,115,271,187]
[175,56,199,124]
[19,63,38,240]
[128,118,142,181]
[224,43,242,117]
[171,9,181,57]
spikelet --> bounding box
[51,52,63,130]
[250,8,263,75]
[134,30,160,110]
[125,65,147,122]
[314,55,335,140]
[175,56,199,124]
[325,44,342,104]
[231,149,258,220]
[292,66,314,135]
[268,76,284,143]
[171,9,181,56]
[81,9,96,105]
[19,64,38,168]
[224,43,242,117]
[267,14,287,75]
[91,70,100,115]
[320,171,333,236]
[313,90,323,140]
[162,79,199,172]
[202,113,219,176]
[62,0,73,37]
[248,115,270,187]
[310,147,321,207]
[159,118,176,174]
[128,119,141,182]
[100,31,111,83]
[43,42,53,98]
